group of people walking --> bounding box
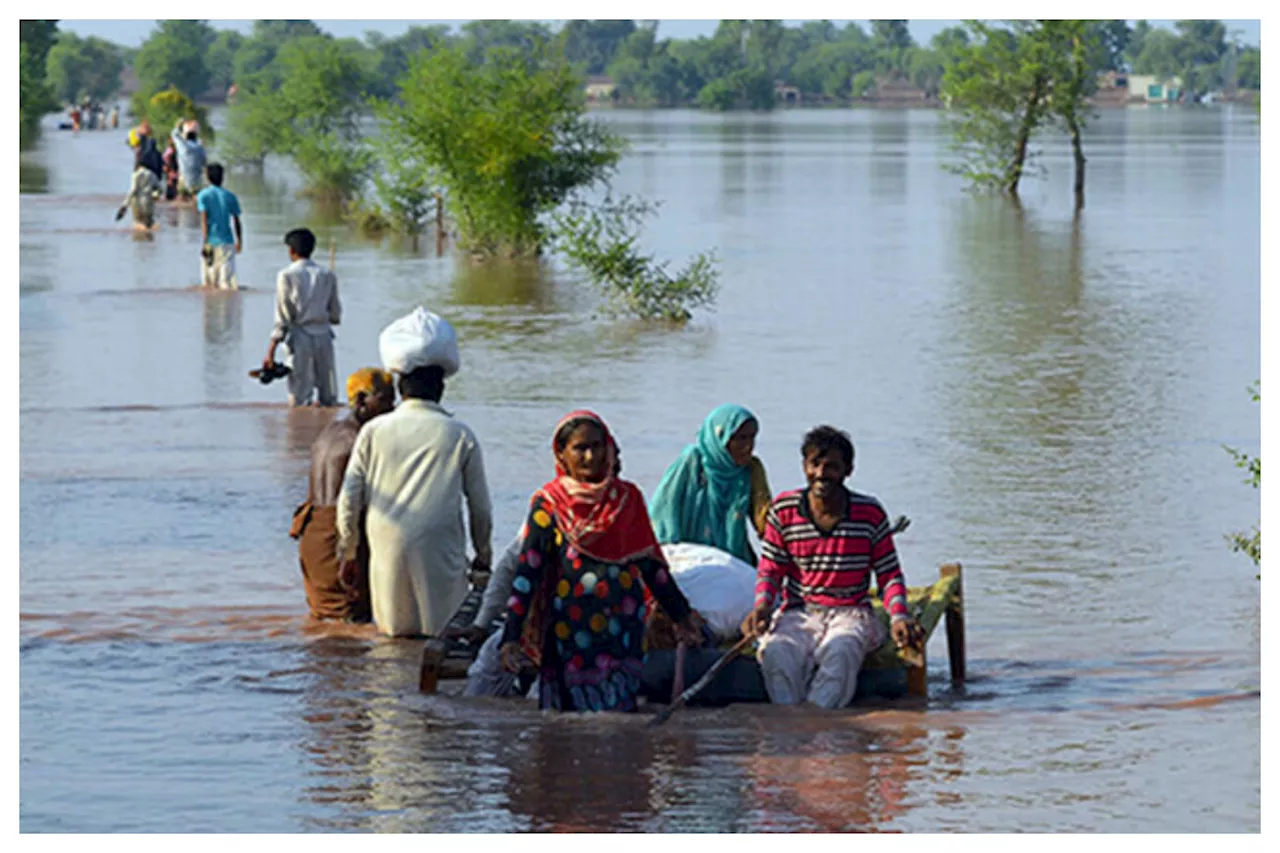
[118,116,242,291]
[67,99,117,132]
[290,305,924,713]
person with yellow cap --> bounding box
[290,367,396,623]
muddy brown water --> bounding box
[19,107,1259,831]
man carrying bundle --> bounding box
[291,368,396,623]
[336,308,494,638]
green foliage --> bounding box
[206,30,244,92]
[1236,47,1261,89]
[851,70,878,98]
[552,196,720,323]
[1224,383,1261,569]
[134,20,217,97]
[942,21,1098,197]
[47,32,124,103]
[562,20,637,75]
[223,35,370,198]
[362,131,438,236]
[19,20,60,148]
[383,40,623,256]
[131,86,215,145]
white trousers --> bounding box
[200,244,238,290]
[285,330,338,407]
[757,605,888,709]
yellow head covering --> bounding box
[127,128,140,148]
[347,368,393,404]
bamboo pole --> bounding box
[328,237,337,271]
[940,562,965,687]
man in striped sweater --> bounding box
[741,425,923,708]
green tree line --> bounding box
[32,18,1262,118]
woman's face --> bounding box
[557,422,610,483]
[726,419,758,467]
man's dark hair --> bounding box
[398,365,445,402]
[186,130,198,141]
[205,163,224,186]
[284,228,317,258]
[801,425,855,467]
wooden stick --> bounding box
[329,237,337,271]
[940,562,965,686]
[650,634,754,727]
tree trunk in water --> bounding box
[1005,75,1045,198]
[1070,121,1086,211]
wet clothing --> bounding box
[271,258,341,406]
[293,505,371,622]
[195,185,241,246]
[122,167,160,228]
[135,135,163,179]
[292,416,371,622]
[757,604,887,708]
[462,534,525,698]
[500,410,692,712]
[754,488,909,617]
[650,404,768,564]
[336,398,494,637]
[170,128,206,194]
[753,488,907,708]
[201,244,238,290]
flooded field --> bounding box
[19,106,1260,831]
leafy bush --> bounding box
[1224,382,1261,570]
[131,86,215,144]
[552,195,720,323]
[382,40,623,257]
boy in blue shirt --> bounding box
[195,163,243,289]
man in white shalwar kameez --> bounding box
[336,364,494,637]
[263,227,341,407]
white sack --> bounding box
[378,307,461,377]
[662,543,758,640]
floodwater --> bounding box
[19,107,1260,832]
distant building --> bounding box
[866,74,931,105]
[775,82,801,105]
[584,75,618,103]
[1127,74,1184,103]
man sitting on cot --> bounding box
[740,425,923,709]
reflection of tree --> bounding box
[450,257,558,311]
[19,159,50,194]
[869,109,910,201]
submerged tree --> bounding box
[19,20,60,149]
[942,20,1101,205]
[223,35,371,199]
[382,40,623,257]
[46,32,125,104]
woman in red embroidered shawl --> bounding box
[499,410,703,711]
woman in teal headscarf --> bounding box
[649,404,773,565]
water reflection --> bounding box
[870,109,909,200]
[505,718,658,831]
[20,158,50,194]
[742,724,926,831]
[202,290,245,402]
[451,257,558,310]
